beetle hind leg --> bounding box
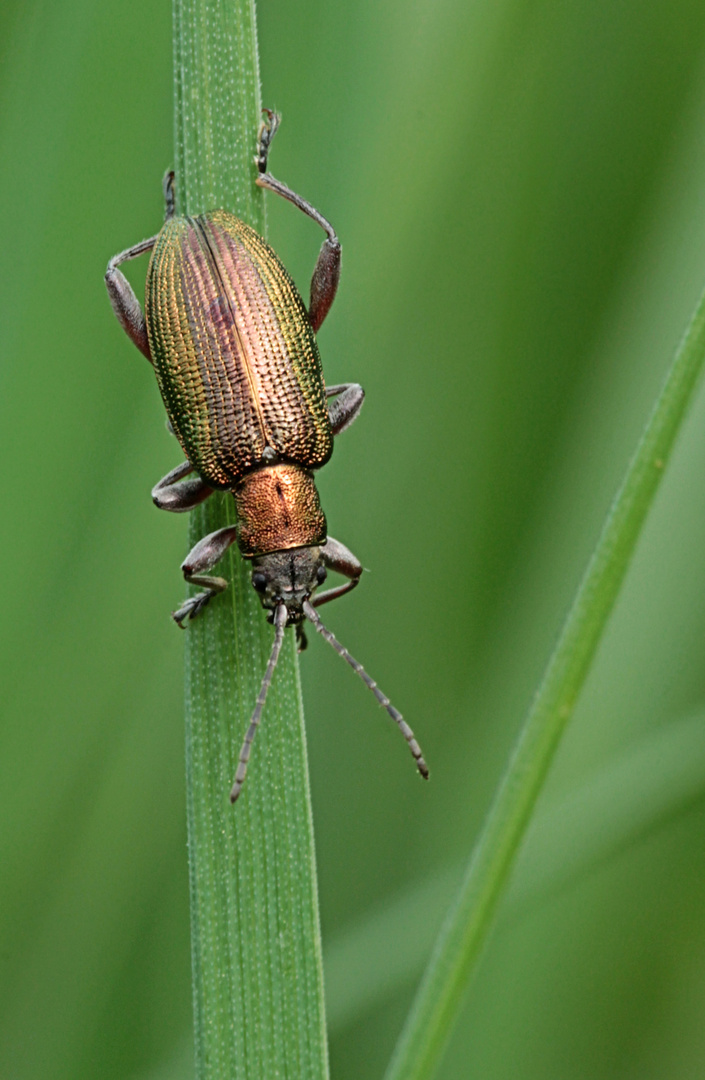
[152,460,214,513]
[172,525,239,627]
[105,235,158,362]
[106,173,175,360]
[256,109,341,333]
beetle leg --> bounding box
[314,536,363,607]
[173,525,239,626]
[307,231,342,334]
[313,579,360,608]
[105,235,158,363]
[257,171,341,333]
[163,169,176,220]
[254,108,281,170]
[326,383,365,435]
[152,460,214,513]
[255,110,341,333]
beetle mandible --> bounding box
[105,110,428,802]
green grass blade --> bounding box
[324,709,705,1034]
[384,284,705,1080]
[173,3,328,1078]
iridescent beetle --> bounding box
[105,112,428,802]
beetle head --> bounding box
[250,547,327,623]
[230,544,429,806]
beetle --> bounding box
[105,110,428,802]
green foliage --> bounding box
[3,2,705,1079]
[385,279,705,1080]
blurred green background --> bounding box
[3,1,705,1077]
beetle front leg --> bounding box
[152,460,214,513]
[256,110,341,333]
[326,383,365,435]
[105,236,158,362]
[314,536,363,607]
[173,525,239,626]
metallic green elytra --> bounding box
[146,211,333,490]
[105,110,428,802]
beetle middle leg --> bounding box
[255,109,341,334]
[152,460,214,513]
[326,383,365,435]
[173,525,240,626]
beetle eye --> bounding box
[252,572,267,592]
[316,565,327,584]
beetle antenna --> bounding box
[302,600,429,780]
[230,603,288,804]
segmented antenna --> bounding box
[230,603,288,804]
[302,600,429,779]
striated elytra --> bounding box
[148,210,333,490]
[105,110,428,802]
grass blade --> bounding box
[384,283,705,1080]
[174,2,328,1077]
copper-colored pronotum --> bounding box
[105,111,428,802]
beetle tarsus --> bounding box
[256,108,281,173]
[172,591,214,627]
[163,170,176,220]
